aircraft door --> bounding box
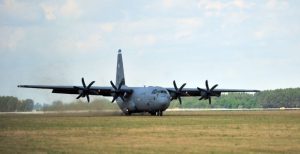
[134,87,149,111]
[144,87,154,111]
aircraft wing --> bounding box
[166,88,260,97]
[17,78,134,102]
[18,84,133,99]
[19,85,110,96]
[166,80,260,104]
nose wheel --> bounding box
[157,111,163,116]
[150,111,163,116]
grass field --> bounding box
[0,110,300,153]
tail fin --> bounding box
[116,49,125,87]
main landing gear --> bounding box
[150,110,163,116]
[125,112,131,116]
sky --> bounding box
[0,0,300,104]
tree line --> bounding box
[170,88,300,108]
[0,96,34,112]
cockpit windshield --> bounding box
[152,89,167,94]
[160,90,167,94]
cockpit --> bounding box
[151,89,168,94]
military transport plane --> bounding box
[18,49,259,116]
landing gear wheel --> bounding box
[156,110,163,116]
[125,112,131,116]
[150,112,156,116]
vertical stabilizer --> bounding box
[116,49,125,87]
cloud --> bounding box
[174,31,192,40]
[176,18,202,28]
[198,0,255,17]
[76,33,104,51]
[0,0,41,22]
[99,23,114,33]
[175,18,203,40]
[266,0,289,10]
[0,27,25,51]
[254,31,265,40]
[40,4,57,20]
[107,17,204,45]
[132,34,157,47]
[252,0,293,40]
[162,0,174,8]
[60,0,81,17]
[39,0,81,21]
[231,0,255,9]
[199,1,226,11]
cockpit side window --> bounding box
[152,89,167,94]
[152,89,158,94]
[159,90,167,94]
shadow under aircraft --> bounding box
[18,49,259,116]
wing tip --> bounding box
[18,85,28,88]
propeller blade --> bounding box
[210,84,218,91]
[172,81,187,104]
[110,80,125,103]
[197,81,218,104]
[82,78,86,88]
[118,80,123,90]
[205,80,209,91]
[173,80,178,91]
[76,93,83,99]
[179,83,186,91]
[75,78,95,102]
[111,96,117,103]
[87,95,90,102]
[110,81,117,90]
[178,96,182,105]
[199,96,204,100]
[120,96,125,102]
[197,87,205,92]
[87,81,95,89]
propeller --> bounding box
[197,80,219,104]
[74,78,95,103]
[110,80,125,103]
[171,80,186,105]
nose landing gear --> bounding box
[150,110,163,116]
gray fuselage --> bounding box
[116,86,171,114]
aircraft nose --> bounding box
[158,96,170,109]
[158,96,168,103]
